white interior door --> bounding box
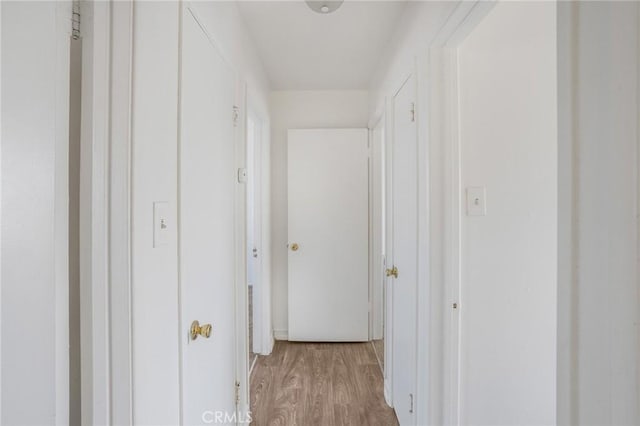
[287,128,369,342]
[391,74,418,425]
[179,8,238,424]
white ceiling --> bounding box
[237,1,408,90]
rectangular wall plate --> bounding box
[466,187,487,216]
[153,201,170,247]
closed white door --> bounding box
[287,129,369,341]
[179,8,238,424]
[391,74,418,425]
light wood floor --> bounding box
[250,341,398,426]
[372,339,384,371]
[249,286,257,367]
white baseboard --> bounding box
[273,328,288,341]
[260,330,275,355]
[384,380,393,407]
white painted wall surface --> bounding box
[270,91,369,338]
[1,2,70,424]
[368,1,457,124]
[130,2,181,423]
[458,3,557,424]
[557,2,640,424]
[189,1,271,118]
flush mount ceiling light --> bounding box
[305,0,344,14]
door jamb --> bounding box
[245,107,266,357]
[381,95,394,407]
[424,2,495,425]
[369,115,386,346]
[234,81,250,422]
[79,0,134,424]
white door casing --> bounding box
[391,74,418,425]
[287,128,369,342]
[371,119,386,341]
[179,7,238,424]
[247,113,263,355]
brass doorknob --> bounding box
[290,243,299,252]
[386,266,398,278]
[190,320,212,340]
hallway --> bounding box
[3,1,640,425]
[250,342,398,426]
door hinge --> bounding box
[409,393,414,413]
[410,102,416,122]
[232,106,240,127]
[235,381,241,405]
[72,1,81,40]
[453,302,458,310]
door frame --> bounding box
[234,79,250,423]
[371,98,395,407]
[369,114,386,345]
[245,104,271,357]
[369,114,386,349]
[80,1,134,423]
[388,69,419,424]
[425,2,495,425]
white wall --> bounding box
[457,2,557,424]
[558,2,640,424]
[130,2,181,423]
[1,1,70,424]
[368,1,457,124]
[270,90,369,338]
[189,1,271,118]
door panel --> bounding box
[179,8,237,424]
[391,75,418,425]
[287,129,369,342]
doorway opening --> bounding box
[246,110,263,375]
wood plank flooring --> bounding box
[250,341,398,426]
[372,339,384,371]
[249,286,257,367]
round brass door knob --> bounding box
[190,320,212,340]
[290,243,299,252]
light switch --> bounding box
[238,168,248,183]
[154,201,170,247]
[466,187,486,216]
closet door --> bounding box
[287,128,369,342]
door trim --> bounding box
[234,79,250,423]
[246,106,272,356]
[80,1,134,424]
[424,2,495,425]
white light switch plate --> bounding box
[154,201,170,247]
[466,187,486,216]
[238,168,247,183]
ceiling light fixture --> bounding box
[305,0,344,14]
